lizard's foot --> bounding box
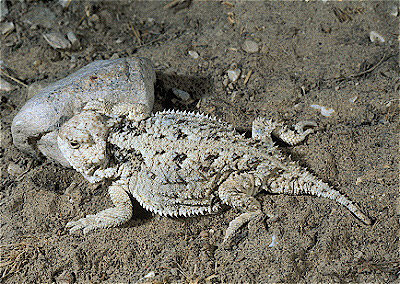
[253,117,317,146]
[67,182,133,234]
[222,210,265,248]
[252,117,317,146]
[66,214,105,234]
[66,207,132,234]
[274,120,317,146]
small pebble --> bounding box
[58,0,72,9]
[0,59,7,68]
[1,21,14,34]
[268,234,277,247]
[354,250,363,261]
[172,88,191,101]
[66,31,80,49]
[389,5,399,17]
[143,271,155,278]
[54,271,74,284]
[7,162,24,176]
[170,268,179,276]
[33,60,42,67]
[369,31,385,43]
[242,39,259,53]
[227,68,241,82]
[25,6,57,29]
[188,50,199,59]
[43,32,72,50]
[231,91,240,102]
[0,78,14,91]
[199,230,209,238]
[89,14,100,23]
[109,53,120,60]
[0,0,9,22]
[310,104,335,117]
[348,96,358,103]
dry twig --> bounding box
[325,54,390,83]
[346,54,386,78]
[0,240,40,280]
[333,7,352,22]
[0,69,27,88]
[164,0,181,9]
[164,0,191,11]
[222,1,234,8]
[129,22,142,45]
[243,70,253,85]
[227,12,235,25]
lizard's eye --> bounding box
[69,140,80,149]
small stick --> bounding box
[164,0,181,9]
[347,54,386,78]
[227,12,235,25]
[0,69,27,88]
[243,70,253,85]
[326,54,388,83]
[129,22,142,45]
[222,1,234,8]
[16,160,33,181]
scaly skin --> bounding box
[58,101,372,246]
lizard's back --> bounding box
[110,110,281,217]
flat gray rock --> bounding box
[12,57,156,166]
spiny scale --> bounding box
[156,109,219,122]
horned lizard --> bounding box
[58,101,372,245]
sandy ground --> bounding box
[1,1,399,283]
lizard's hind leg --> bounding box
[252,118,317,146]
[218,173,271,247]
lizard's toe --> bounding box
[66,220,85,233]
[66,216,98,234]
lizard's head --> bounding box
[58,111,110,183]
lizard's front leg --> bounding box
[66,180,133,234]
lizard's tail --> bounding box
[267,169,372,225]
